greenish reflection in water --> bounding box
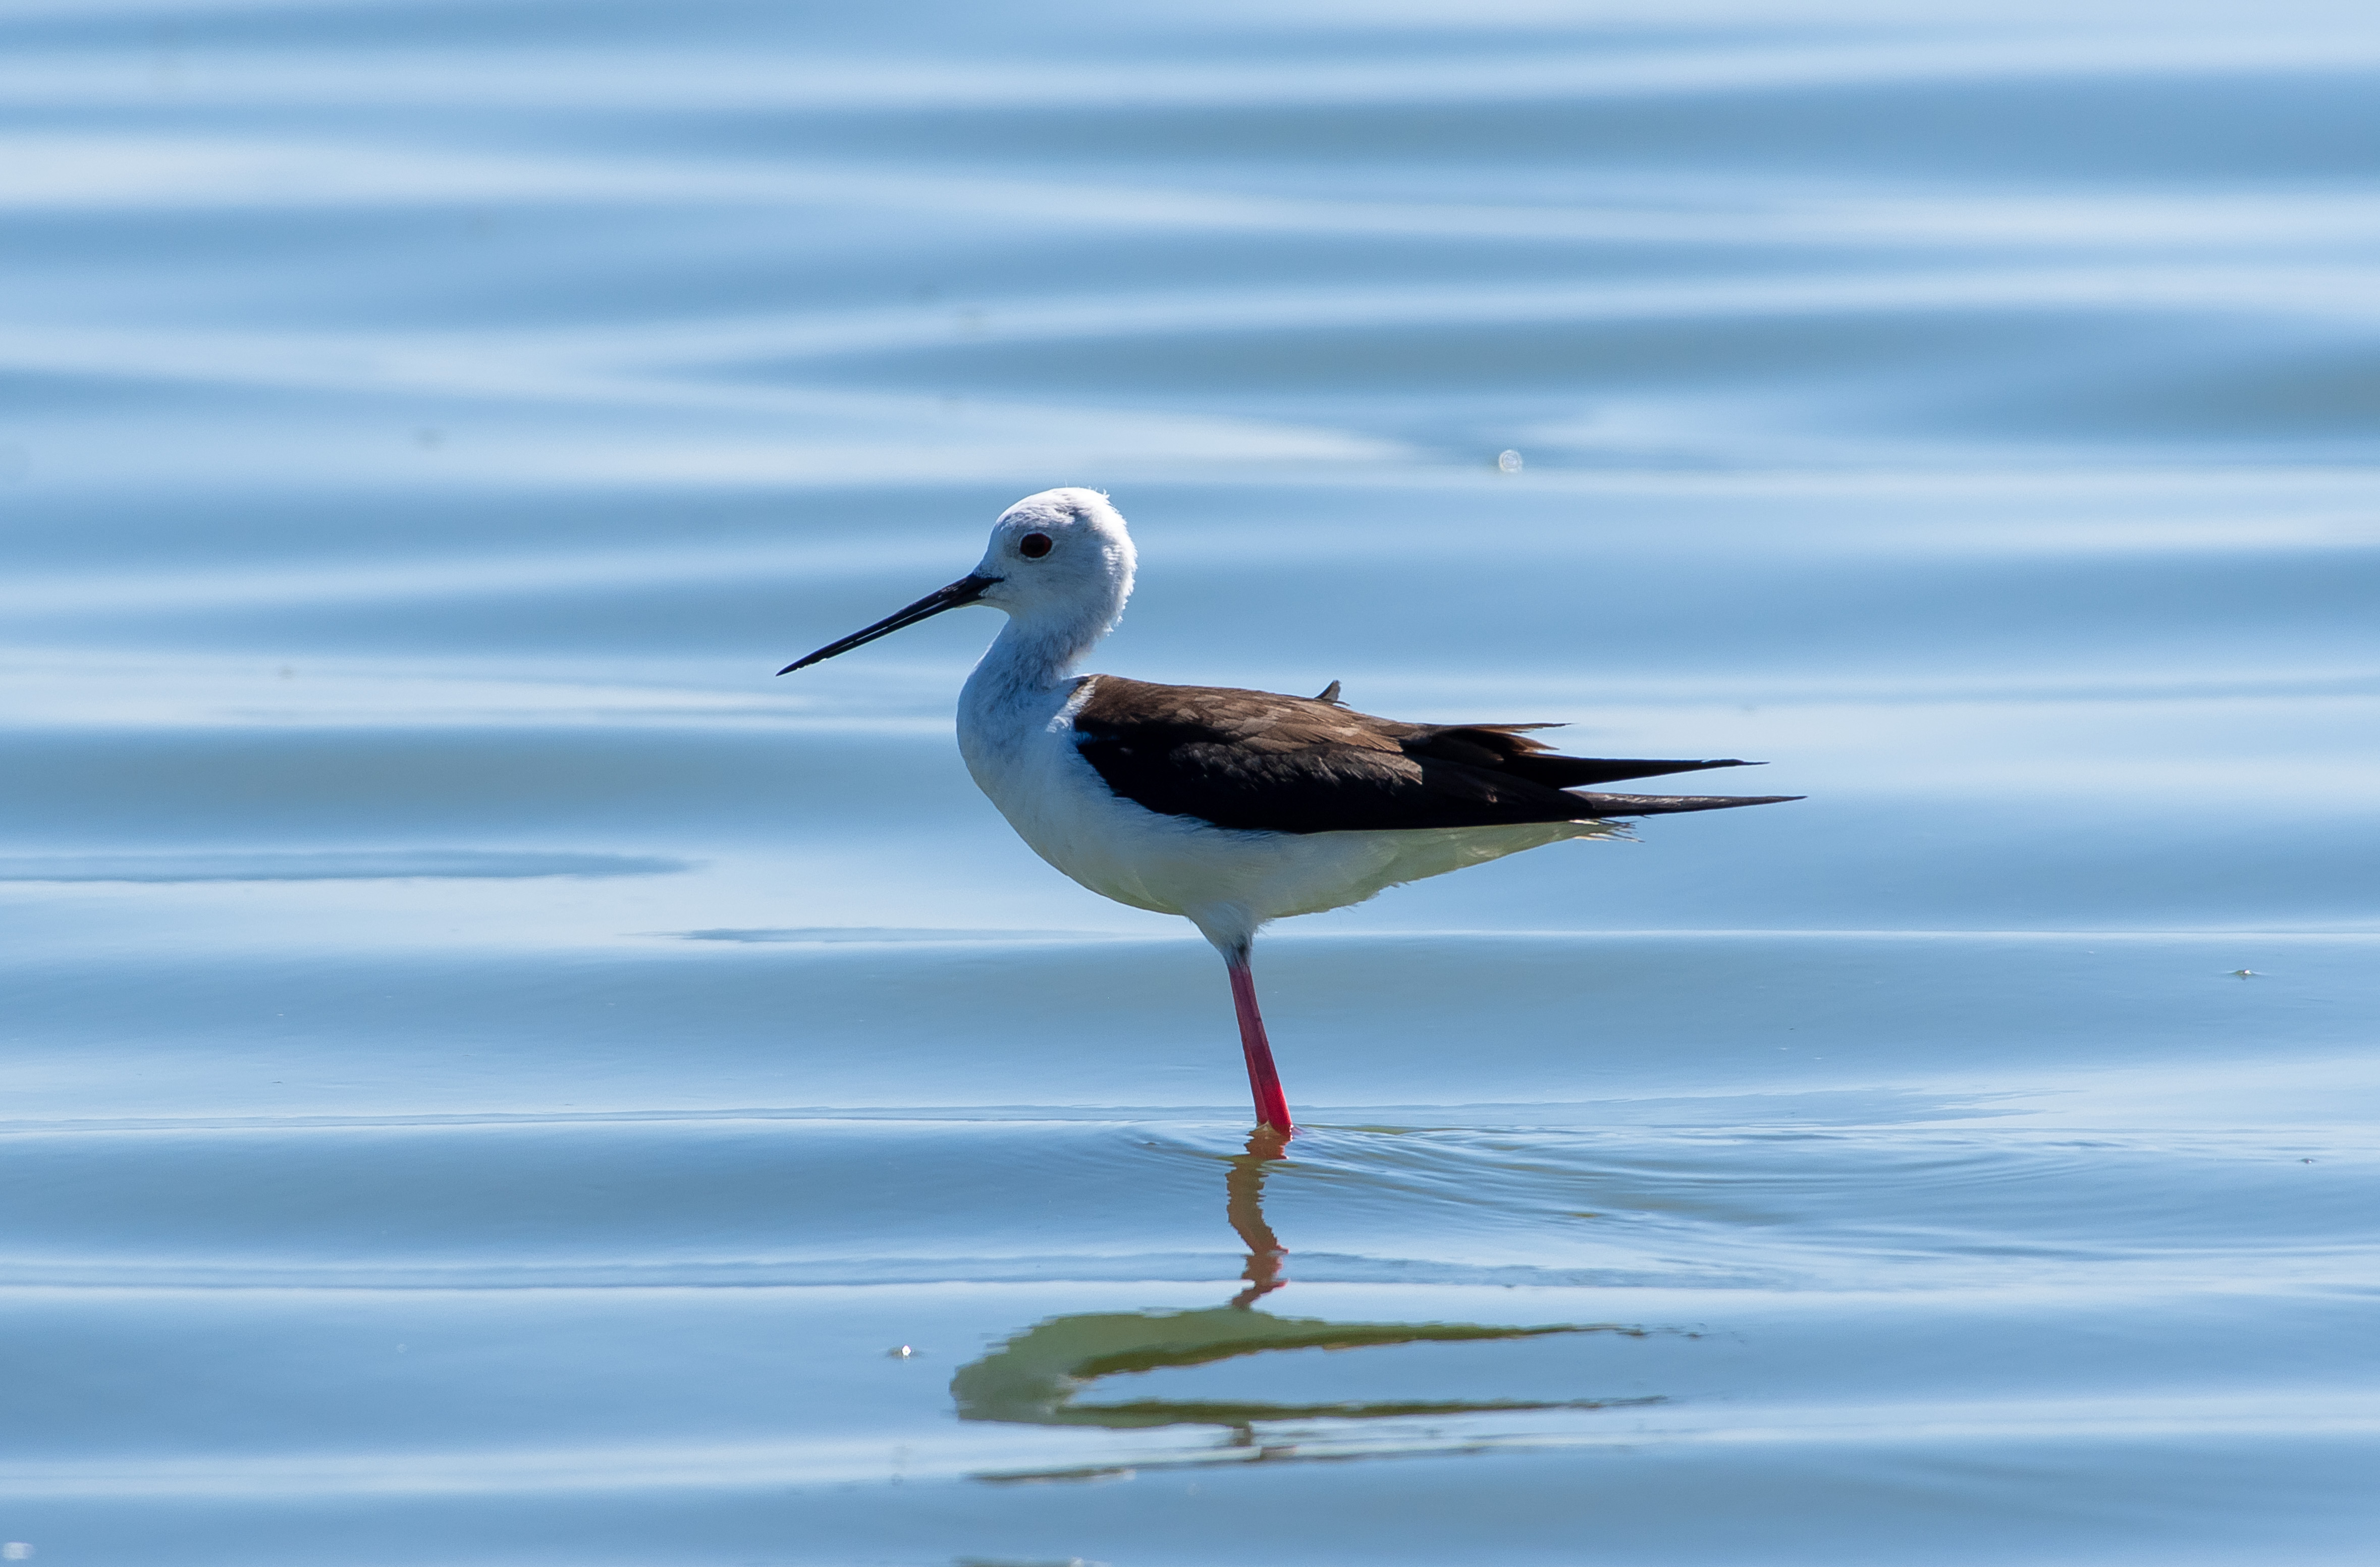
[953,1132,1654,1475]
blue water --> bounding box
[5,3,2379,1562]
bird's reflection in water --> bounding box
[953,1131,1654,1480]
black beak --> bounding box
[777,574,999,675]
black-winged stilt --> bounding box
[781,489,1796,1137]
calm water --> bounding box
[5,3,2379,1562]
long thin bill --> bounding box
[777,573,997,674]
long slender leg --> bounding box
[1223,943,1293,1136]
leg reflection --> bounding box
[1226,1126,1290,1309]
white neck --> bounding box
[967,607,1108,699]
[957,612,1101,779]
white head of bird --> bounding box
[969,488,1137,672]
[778,487,1134,681]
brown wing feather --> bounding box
[1070,676,1796,834]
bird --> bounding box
[780,488,1796,1138]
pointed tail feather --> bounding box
[1566,791,1802,817]
[1525,756,1760,788]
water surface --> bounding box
[3,2,2377,1562]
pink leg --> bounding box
[1224,947,1294,1136]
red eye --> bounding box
[1018,532,1053,558]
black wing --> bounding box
[1071,676,1798,835]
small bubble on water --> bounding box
[1496,449,1524,473]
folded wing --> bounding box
[1071,676,1799,835]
